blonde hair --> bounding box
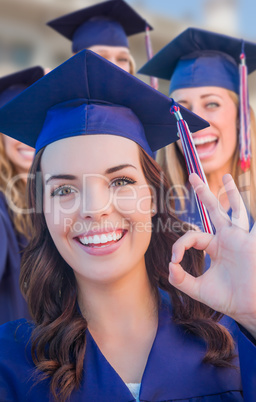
[0,133,31,238]
[157,90,256,221]
[129,52,136,75]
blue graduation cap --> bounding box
[0,50,208,157]
[138,27,256,93]
[139,27,256,171]
[0,66,44,108]
[46,0,153,53]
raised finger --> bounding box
[189,173,231,230]
[172,230,213,264]
[169,261,201,302]
[222,174,249,231]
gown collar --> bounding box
[76,289,241,401]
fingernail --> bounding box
[169,264,175,280]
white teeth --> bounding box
[78,231,123,246]
[101,234,108,243]
[193,136,217,146]
[79,237,88,245]
[93,235,100,244]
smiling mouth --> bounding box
[193,135,218,158]
[18,149,35,158]
[76,230,126,248]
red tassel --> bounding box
[170,105,215,234]
[239,45,251,172]
[145,26,158,90]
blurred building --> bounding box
[203,0,239,35]
[0,0,255,106]
[0,0,182,95]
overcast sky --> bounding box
[130,0,256,40]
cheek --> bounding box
[123,64,130,73]
[43,198,80,240]
[44,211,67,240]
[112,186,152,217]
[221,114,237,147]
[4,143,16,163]
[116,60,130,73]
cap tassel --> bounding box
[145,26,158,90]
[170,105,215,234]
[239,42,251,171]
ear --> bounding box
[151,204,157,217]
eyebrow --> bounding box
[45,174,77,184]
[200,94,222,99]
[177,94,222,104]
[105,164,137,174]
[45,165,136,184]
[176,99,189,104]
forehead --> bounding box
[172,86,230,99]
[41,134,140,174]
[88,45,129,54]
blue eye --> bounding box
[51,185,77,197]
[206,102,219,108]
[110,177,136,187]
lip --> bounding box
[192,134,219,160]
[74,229,127,256]
[17,148,35,160]
[77,228,124,237]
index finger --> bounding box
[189,173,231,231]
[222,174,249,232]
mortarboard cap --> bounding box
[139,27,256,171]
[0,50,208,157]
[0,66,44,108]
[47,0,152,53]
[138,27,256,95]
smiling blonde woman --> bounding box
[139,27,256,224]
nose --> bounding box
[191,104,210,123]
[191,103,203,118]
[107,56,117,66]
[79,180,113,221]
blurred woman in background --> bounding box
[0,66,44,324]
[46,0,154,75]
[139,28,256,232]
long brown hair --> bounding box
[0,133,31,239]
[20,146,234,401]
[157,91,256,220]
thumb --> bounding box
[169,262,201,302]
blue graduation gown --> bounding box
[0,290,255,401]
[0,192,30,324]
[175,184,255,270]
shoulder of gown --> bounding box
[0,291,255,401]
[0,319,52,401]
[0,192,30,324]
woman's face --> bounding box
[1,134,35,175]
[171,86,238,176]
[41,135,153,286]
[87,45,131,73]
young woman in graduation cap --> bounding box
[139,28,256,238]
[0,66,44,325]
[46,0,154,77]
[0,51,255,402]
